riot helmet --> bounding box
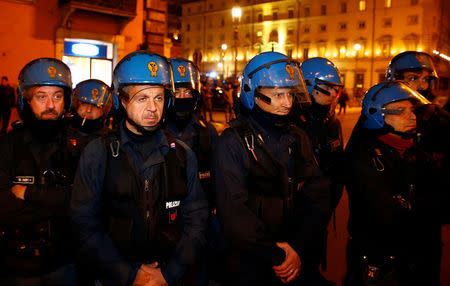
[240,51,310,111]
[362,81,429,131]
[111,50,174,133]
[18,58,72,115]
[300,57,343,99]
[386,51,437,99]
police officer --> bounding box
[0,58,78,285]
[67,79,113,156]
[70,51,208,286]
[213,51,330,285]
[166,58,221,284]
[344,81,447,286]
[299,57,345,286]
[167,57,218,198]
[386,51,450,206]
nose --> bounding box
[407,109,416,121]
[281,94,293,108]
[146,99,157,112]
[86,104,92,113]
[46,97,55,109]
[418,78,429,91]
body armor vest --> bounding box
[229,116,309,238]
[101,131,188,263]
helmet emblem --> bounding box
[415,54,426,64]
[285,64,295,80]
[177,65,186,77]
[47,66,57,79]
[148,61,158,77]
[91,88,99,100]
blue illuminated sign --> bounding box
[64,41,107,58]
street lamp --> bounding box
[354,43,362,105]
[232,6,242,78]
[221,43,228,79]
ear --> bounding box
[121,100,128,111]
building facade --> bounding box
[181,0,450,101]
[0,0,172,89]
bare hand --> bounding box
[273,242,301,284]
[140,263,168,286]
[11,185,26,200]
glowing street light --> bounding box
[232,6,242,77]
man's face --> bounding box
[402,69,432,91]
[313,84,341,106]
[122,85,165,134]
[28,86,65,120]
[383,100,417,134]
[76,102,104,120]
[255,87,294,116]
[174,87,193,99]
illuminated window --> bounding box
[288,9,294,18]
[288,27,294,35]
[303,48,309,59]
[383,18,392,27]
[336,40,347,58]
[273,11,278,20]
[407,15,419,25]
[359,0,366,11]
[321,5,327,15]
[355,74,364,89]
[304,24,310,33]
[257,31,263,37]
[341,2,347,13]
[304,7,310,17]
[385,0,391,8]
[358,21,366,29]
[318,42,327,57]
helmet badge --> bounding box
[148,61,158,77]
[285,64,295,80]
[91,88,99,100]
[177,65,186,77]
[47,66,57,79]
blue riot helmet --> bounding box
[112,50,174,109]
[240,51,310,110]
[169,57,201,103]
[72,79,112,116]
[18,58,72,113]
[386,51,438,82]
[300,57,343,98]
[362,81,430,130]
[112,50,174,131]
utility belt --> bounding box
[0,220,54,258]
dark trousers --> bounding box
[0,107,11,133]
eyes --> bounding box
[135,94,164,103]
[273,92,294,98]
[405,75,432,83]
[35,93,63,102]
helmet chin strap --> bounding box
[385,124,416,140]
[126,117,160,135]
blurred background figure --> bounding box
[0,76,16,134]
[224,82,235,122]
[338,89,349,115]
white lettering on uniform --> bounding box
[166,200,181,209]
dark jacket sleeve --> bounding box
[212,128,286,266]
[289,130,331,258]
[161,142,208,285]
[0,134,26,223]
[70,139,138,286]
